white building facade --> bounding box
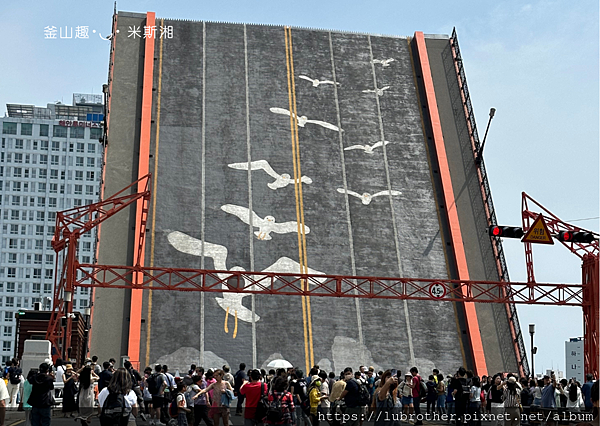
[565,337,584,383]
[0,94,104,363]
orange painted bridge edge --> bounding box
[128,11,155,368]
[412,31,487,376]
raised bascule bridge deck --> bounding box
[91,11,523,376]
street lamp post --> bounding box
[529,324,535,378]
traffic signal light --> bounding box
[488,225,524,238]
[556,231,595,243]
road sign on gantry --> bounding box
[522,214,554,244]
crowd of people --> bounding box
[0,357,597,426]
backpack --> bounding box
[99,390,130,426]
[147,374,160,395]
[264,393,284,423]
[255,383,269,421]
[9,368,22,385]
[355,379,371,406]
[169,394,182,418]
[418,377,427,399]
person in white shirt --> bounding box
[565,381,585,411]
[97,368,139,426]
[0,376,9,426]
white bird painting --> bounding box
[167,231,327,337]
[362,86,390,97]
[298,75,340,87]
[228,160,313,190]
[221,204,310,240]
[344,141,390,155]
[336,188,402,205]
[372,58,396,67]
[270,107,341,132]
[167,231,258,338]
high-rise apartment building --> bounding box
[565,337,584,383]
[0,94,104,363]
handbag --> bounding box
[255,383,268,420]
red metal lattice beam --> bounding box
[72,263,587,307]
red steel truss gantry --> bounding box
[522,192,599,379]
[46,175,598,378]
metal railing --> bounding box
[450,28,529,376]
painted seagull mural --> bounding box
[362,86,390,96]
[167,231,255,338]
[372,58,396,67]
[298,75,340,87]
[336,188,402,205]
[221,204,310,240]
[228,160,313,190]
[167,231,327,337]
[270,107,341,132]
[344,141,390,154]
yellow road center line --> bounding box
[287,30,314,367]
[145,18,164,368]
[285,27,310,374]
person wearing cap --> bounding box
[501,377,521,426]
[62,364,78,417]
[308,375,327,426]
[399,373,414,419]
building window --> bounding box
[46,254,53,265]
[46,226,54,236]
[12,196,20,206]
[48,198,57,208]
[37,197,45,207]
[5,298,13,308]
[35,226,44,236]
[74,185,83,195]
[76,157,84,167]
[35,240,43,250]
[21,124,32,136]
[76,143,85,153]
[13,153,22,164]
[45,269,53,280]
[87,158,95,168]
[10,225,18,235]
[6,284,14,293]
[39,154,48,165]
[3,327,12,337]
[43,283,52,293]
[12,182,21,192]
[48,211,56,221]
[49,183,58,194]
[86,171,94,181]
[10,211,19,220]
[2,123,17,135]
[7,254,16,264]
[50,170,58,179]
[32,283,41,293]
[79,299,88,309]
[15,139,24,149]
[71,127,84,139]
[90,128,102,139]
[75,171,83,181]
[6,268,16,278]
[39,170,47,179]
[39,125,49,137]
[87,143,96,153]
[34,254,42,264]
[13,168,22,178]
[36,211,45,221]
[53,126,67,138]
[8,239,17,249]
[41,140,48,150]
[2,341,11,351]
[51,155,59,166]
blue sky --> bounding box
[0,0,598,375]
